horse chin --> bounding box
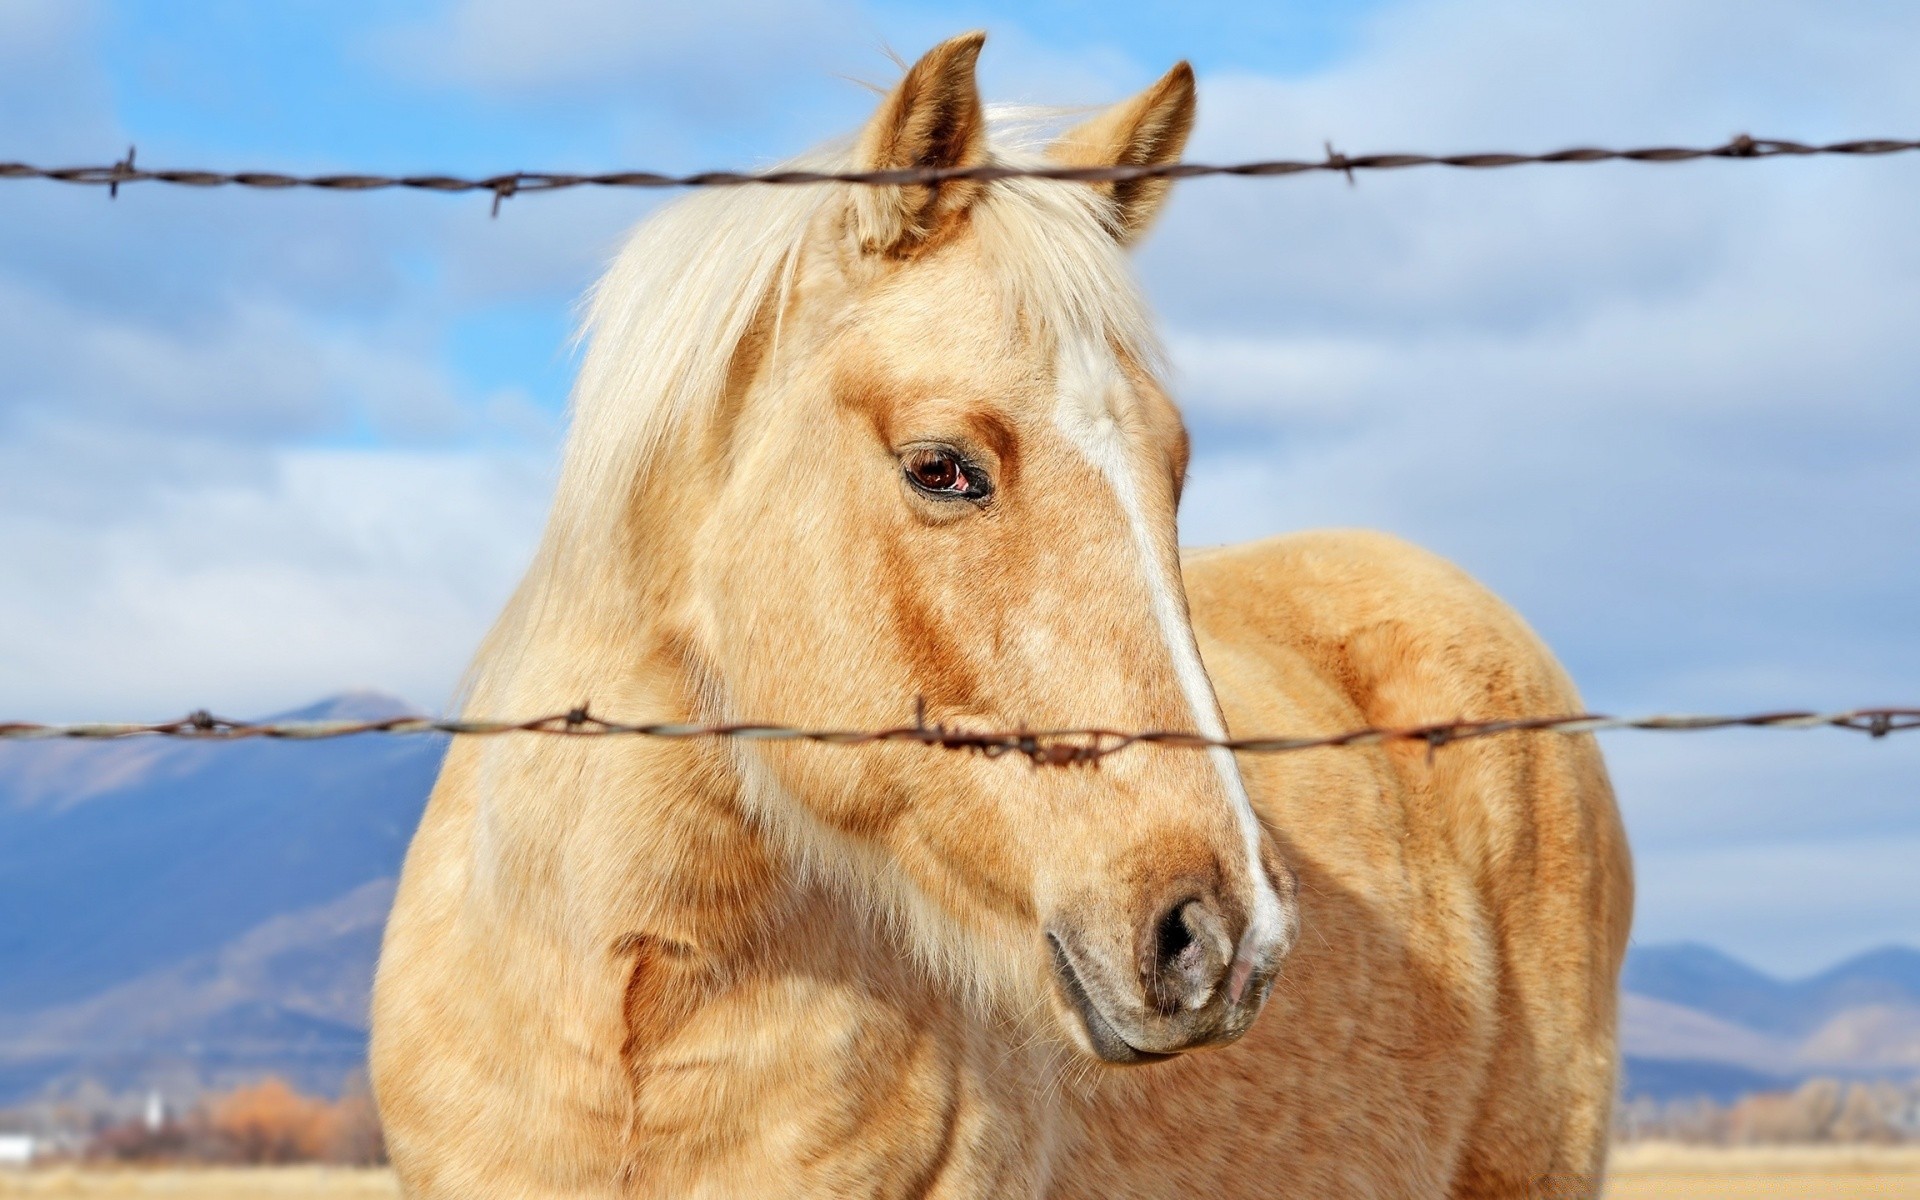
[1046,933,1172,1066]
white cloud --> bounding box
[0,2,584,727]
[0,442,552,720]
[371,0,855,108]
[1606,732,1920,854]
[1153,0,1920,696]
[0,276,451,441]
[1633,831,1920,976]
[0,227,563,721]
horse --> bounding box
[371,32,1633,1198]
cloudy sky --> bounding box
[1,0,1915,975]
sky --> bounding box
[0,0,1915,975]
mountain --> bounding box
[0,879,393,1102]
[1624,941,1920,1039]
[1619,1057,1790,1106]
[1624,943,1802,1035]
[1801,946,1920,1015]
[1618,992,1796,1075]
[0,693,441,1103]
[1619,942,1920,1101]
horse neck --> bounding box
[458,463,796,970]
[468,280,872,974]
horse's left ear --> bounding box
[851,32,989,256]
[1049,62,1196,245]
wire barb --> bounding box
[2,135,1915,207]
[0,706,1914,767]
[107,145,135,200]
[1324,141,1356,187]
[488,175,518,218]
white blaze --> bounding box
[1051,340,1287,981]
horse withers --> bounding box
[371,32,1632,1199]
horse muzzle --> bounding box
[1045,889,1291,1064]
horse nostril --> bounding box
[1156,905,1194,966]
[1149,898,1231,1014]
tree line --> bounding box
[88,1075,385,1166]
[1618,1077,1920,1145]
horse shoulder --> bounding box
[1181,529,1633,1195]
[1182,530,1624,871]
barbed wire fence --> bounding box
[4,130,1918,758]
[2,707,1915,767]
[3,134,1917,215]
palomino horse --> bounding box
[372,33,1632,1199]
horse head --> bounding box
[558,33,1298,1063]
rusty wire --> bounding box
[3,135,1917,214]
[0,706,1913,767]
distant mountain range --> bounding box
[1,693,1915,1108]
[0,693,439,1104]
[1621,941,1920,1102]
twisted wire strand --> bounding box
[2,136,1915,213]
[1,706,1913,767]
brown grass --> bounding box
[3,1151,1920,1199]
[1609,1143,1920,1199]
[0,1168,398,1198]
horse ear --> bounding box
[1049,62,1196,245]
[851,32,988,256]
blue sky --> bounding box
[1,0,1916,975]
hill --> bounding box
[1625,941,1920,1038]
[0,694,440,1102]
[1620,942,1920,1100]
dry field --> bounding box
[4,1148,1920,1198]
[0,1168,397,1199]
[1609,1143,1920,1199]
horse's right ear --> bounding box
[1048,62,1196,245]
[850,32,988,256]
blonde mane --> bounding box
[551,113,1162,551]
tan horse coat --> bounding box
[372,34,1632,1199]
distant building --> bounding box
[0,1133,33,1168]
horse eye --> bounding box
[903,448,986,500]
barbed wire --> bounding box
[0,705,1913,767]
[3,135,1917,215]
